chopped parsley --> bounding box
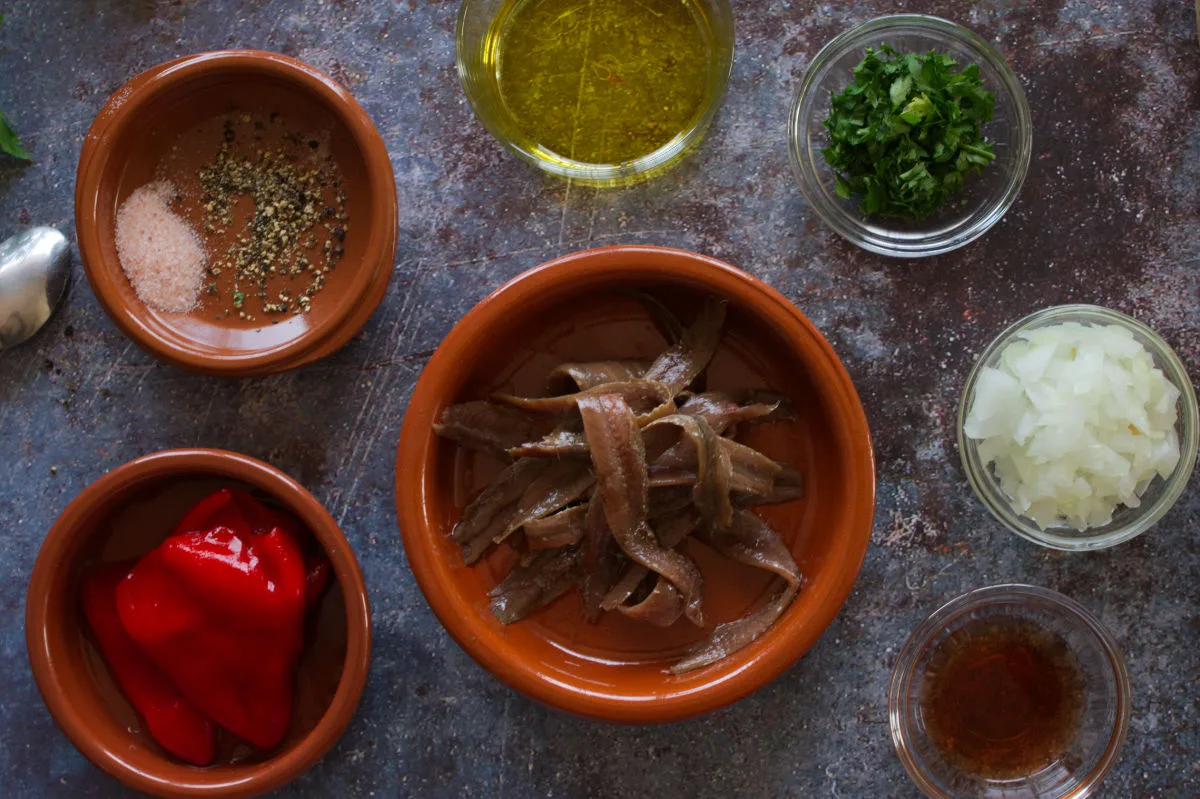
[822,45,996,221]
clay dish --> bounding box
[396,245,876,723]
[76,50,398,376]
[26,449,372,798]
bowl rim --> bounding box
[74,49,399,377]
[788,13,1033,258]
[956,304,1199,550]
[888,583,1131,799]
[394,244,876,722]
[454,0,735,185]
[25,448,372,798]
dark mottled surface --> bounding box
[1,0,1197,797]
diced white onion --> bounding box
[964,321,1181,532]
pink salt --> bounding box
[114,182,206,313]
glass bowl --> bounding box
[788,15,1032,257]
[890,585,1130,799]
[958,305,1199,550]
[456,0,734,186]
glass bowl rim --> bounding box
[888,583,1132,799]
[787,13,1033,258]
[453,0,736,185]
[956,304,1200,551]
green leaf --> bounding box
[0,16,33,162]
[834,177,852,199]
[862,180,887,215]
[960,142,996,164]
[889,76,912,108]
[900,93,933,125]
[0,110,30,161]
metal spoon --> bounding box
[0,227,70,350]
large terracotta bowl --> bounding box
[26,450,372,798]
[75,51,398,376]
[395,245,875,722]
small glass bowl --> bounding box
[890,585,1130,799]
[958,305,1199,550]
[788,15,1032,257]
[455,0,734,186]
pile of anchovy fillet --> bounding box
[434,299,806,674]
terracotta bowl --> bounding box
[26,449,372,798]
[75,51,398,377]
[395,245,876,722]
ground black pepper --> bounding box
[194,113,348,319]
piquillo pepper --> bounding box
[304,554,331,607]
[174,488,332,608]
[172,487,290,539]
[81,566,217,766]
[116,492,309,751]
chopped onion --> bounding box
[964,321,1181,531]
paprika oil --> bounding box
[920,617,1085,780]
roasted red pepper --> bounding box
[172,487,291,539]
[175,488,331,608]
[117,496,308,751]
[304,554,331,607]
[82,566,217,766]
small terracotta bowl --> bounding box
[76,51,398,376]
[396,245,876,723]
[26,449,372,798]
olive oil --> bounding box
[921,618,1086,780]
[487,0,714,167]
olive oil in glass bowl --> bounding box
[457,0,734,185]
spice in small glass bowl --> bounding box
[889,585,1130,799]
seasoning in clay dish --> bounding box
[193,115,349,321]
[114,181,207,313]
[117,112,349,322]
